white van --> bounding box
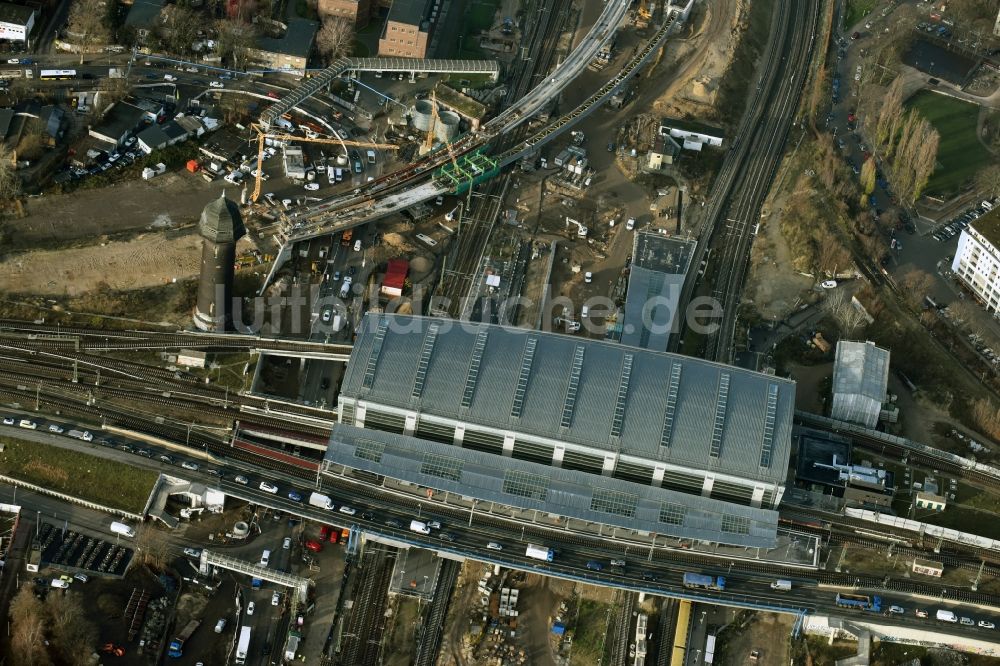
[214,619,227,633]
[366,149,376,164]
[339,276,353,298]
[416,233,437,247]
[259,550,270,567]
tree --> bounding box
[9,585,51,666]
[135,524,171,570]
[909,121,940,204]
[316,17,354,60]
[44,594,97,665]
[874,77,904,154]
[898,269,936,310]
[817,235,851,277]
[65,0,111,64]
[975,163,1000,200]
[0,145,21,203]
[216,20,257,70]
[860,158,877,195]
[159,6,202,55]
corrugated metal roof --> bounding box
[325,423,780,548]
[342,314,796,484]
[620,234,695,350]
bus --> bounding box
[40,69,76,80]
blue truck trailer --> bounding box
[682,572,726,591]
[835,593,882,612]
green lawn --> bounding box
[844,0,875,30]
[906,90,991,197]
[0,436,157,513]
[467,0,499,33]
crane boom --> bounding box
[250,122,399,203]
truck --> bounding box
[525,544,554,562]
[167,619,201,657]
[835,593,882,612]
[308,492,334,510]
[936,609,957,623]
[235,626,251,663]
[284,631,301,660]
[341,229,353,246]
[409,520,431,534]
[770,579,792,591]
[110,521,135,538]
[682,573,726,591]
[67,429,93,442]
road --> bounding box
[4,416,1000,643]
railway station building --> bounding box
[324,313,798,548]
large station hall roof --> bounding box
[341,314,796,486]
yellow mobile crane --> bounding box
[249,123,400,203]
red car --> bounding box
[267,91,280,99]
[319,525,332,540]
[304,540,324,553]
[847,112,856,122]
[328,530,339,544]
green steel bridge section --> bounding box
[435,150,500,194]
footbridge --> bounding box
[200,550,311,603]
[280,5,686,244]
[260,57,500,130]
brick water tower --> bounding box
[193,192,245,332]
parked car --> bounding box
[259,481,278,494]
[183,548,202,558]
[209,81,224,88]
[304,183,320,191]
[246,602,255,615]
[283,537,292,550]
[304,540,323,553]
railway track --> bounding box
[608,590,638,666]
[702,0,819,362]
[655,599,678,666]
[438,0,570,313]
[338,547,397,666]
[412,558,462,666]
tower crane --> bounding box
[249,123,400,203]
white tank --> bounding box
[412,99,435,132]
[336,152,348,166]
[436,110,460,143]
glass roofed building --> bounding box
[325,313,797,548]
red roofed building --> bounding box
[381,259,409,298]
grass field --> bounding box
[906,90,991,197]
[0,436,157,513]
[844,0,875,30]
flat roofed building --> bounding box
[0,3,35,43]
[620,233,696,351]
[378,0,432,59]
[830,340,889,428]
[658,117,724,151]
[952,207,1000,313]
[333,313,796,546]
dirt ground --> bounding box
[786,361,832,413]
[647,0,746,117]
[5,171,230,249]
[518,574,576,666]
[384,595,421,666]
[0,230,204,295]
[719,612,793,666]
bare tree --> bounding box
[817,234,851,277]
[972,397,1000,441]
[909,121,940,205]
[216,20,257,70]
[135,524,172,570]
[898,269,936,310]
[44,594,97,666]
[65,0,111,64]
[9,585,51,666]
[0,145,21,204]
[874,77,904,154]
[161,6,202,56]
[975,163,1000,200]
[316,17,355,60]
